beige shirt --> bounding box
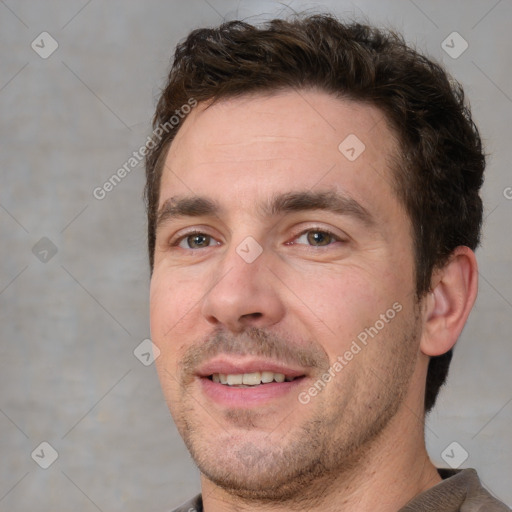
[170,469,511,512]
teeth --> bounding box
[211,372,293,386]
[261,371,274,383]
[242,372,261,385]
[226,374,243,385]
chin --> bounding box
[187,430,333,503]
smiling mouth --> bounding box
[208,371,304,387]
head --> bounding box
[146,14,484,501]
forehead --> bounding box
[160,89,402,222]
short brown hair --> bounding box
[145,14,485,412]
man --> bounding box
[144,14,510,512]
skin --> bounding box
[149,89,478,512]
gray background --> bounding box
[0,0,511,510]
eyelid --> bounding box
[287,224,348,245]
[169,227,221,248]
[167,224,348,249]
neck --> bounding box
[200,398,441,512]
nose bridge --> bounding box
[210,235,266,302]
[201,235,285,331]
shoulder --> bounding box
[400,468,510,511]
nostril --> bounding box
[242,312,263,320]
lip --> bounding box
[195,356,308,379]
[200,376,305,407]
[195,356,308,408]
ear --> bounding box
[420,246,478,357]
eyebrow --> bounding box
[156,196,220,229]
[156,190,374,230]
[262,190,374,226]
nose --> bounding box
[200,242,286,333]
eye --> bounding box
[294,229,339,247]
[175,232,220,249]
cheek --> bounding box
[150,270,201,401]
[281,263,406,355]
[149,267,204,352]
[294,272,416,399]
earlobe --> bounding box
[420,246,478,357]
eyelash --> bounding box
[170,227,343,250]
[170,230,218,249]
[288,227,342,247]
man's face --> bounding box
[150,90,424,500]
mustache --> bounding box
[180,327,329,378]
